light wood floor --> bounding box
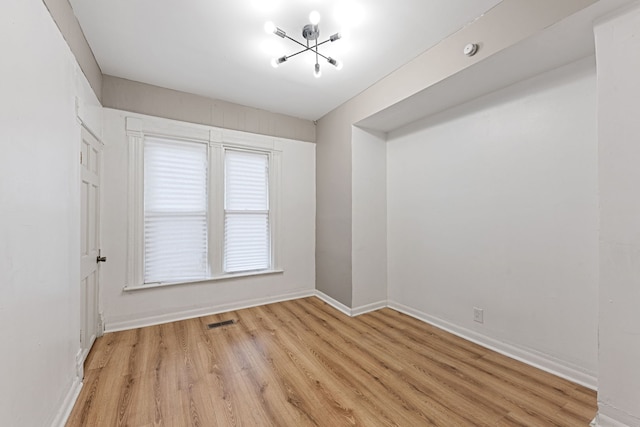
[67,297,596,426]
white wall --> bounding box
[316,0,598,308]
[0,0,101,425]
[386,58,599,386]
[100,109,316,331]
[352,127,387,309]
[595,3,640,426]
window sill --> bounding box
[123,269,284,292]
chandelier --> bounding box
[264,11,342,78]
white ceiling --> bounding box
[69,0,503,121]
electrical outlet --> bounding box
[473,307,484,324]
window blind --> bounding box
[224,149,270,273]
[144,138,208,283]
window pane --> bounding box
[144,138,208,283]
[224,213,270,273]
[145,138,207,212]
[144,214,208,283]
[225,150,268,210]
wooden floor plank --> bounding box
[67,297,596,426]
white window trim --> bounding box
[124,116,282,291]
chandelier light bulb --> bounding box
[309,10,321,25]
[271,56,287,68]
[314,63,322,78]
[264,21,276,35]
[327,57,343,70]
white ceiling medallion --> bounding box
[265,11,343,79]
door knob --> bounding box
[97,250,107,263]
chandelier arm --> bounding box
[315,39,332,48]
[313,49,331,62]
[284,34,311,51]
[281,49,332,63]
[286,40,332,61]
[285,46,314,60]
[282,32,334,51]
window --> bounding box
[126,117,281,289]
[143,138,209,283]
[224,149,270,273]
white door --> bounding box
[79,126,103,367]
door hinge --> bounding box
[80,151,83,164]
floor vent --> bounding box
[207,319,235,329]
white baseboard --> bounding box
[387,300,598,390]
[50,375,83,427]
[108,288,383,334]
[75,349,85,381]
[351,300,388,316]
[105,288,315,332]
[313,291,386,317]
[594,406,640,427]
[314,290,353,316]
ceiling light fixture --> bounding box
[264,10,343,78]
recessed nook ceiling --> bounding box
[357,0,635,133]
[69,0,503,120]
